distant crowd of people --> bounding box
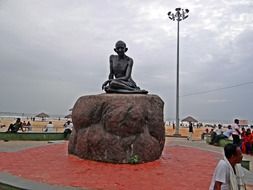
[209,119,253,155]
[208,120,253,189]
[6,118,73,138]
[42,120,73,138]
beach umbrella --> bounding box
[64,113,72,119]
[181,116,198,123]
[35,112,49,118]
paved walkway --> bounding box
[0,138,253,190]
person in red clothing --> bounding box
[250,130,253,154]
[241,127,246,141]
[241,128,251,154]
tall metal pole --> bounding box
[175,18,180,135]
[168,8,189,136]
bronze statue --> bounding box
[102,41,148,94]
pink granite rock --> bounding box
[68,94,165,163]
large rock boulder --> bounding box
[68,94,165,164]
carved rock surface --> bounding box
[68,94,165,163]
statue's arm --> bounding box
[108,55,114,79]
[102,55,114,90]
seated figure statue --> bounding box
[102,40,148,94]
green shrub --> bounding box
[128,154,140,164]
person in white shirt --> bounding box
[214,124,223,135]
[213,125,233,145]
[209,143,246,190]
[63,120,73,138]
[231,119,241,145]
[211,124,223,144]
[44,121,54,132]
[223,125,233,138]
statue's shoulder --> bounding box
[109,54,117,60]
[125,55,133,63]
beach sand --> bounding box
[165,124,208,140]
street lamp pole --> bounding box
[168,8,189,136]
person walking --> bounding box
[187,121,193,141]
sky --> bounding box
[0,0,252,122]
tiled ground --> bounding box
[0,139,221,190]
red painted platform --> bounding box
[0,142,221,190]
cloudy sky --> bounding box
[0,0,252,122]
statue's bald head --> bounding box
[115,40,127,48]
[114,40,128,53]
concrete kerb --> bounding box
[0,172,86,190]
[0,140,51,152]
